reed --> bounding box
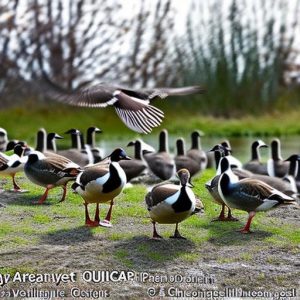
[171,0,300,116]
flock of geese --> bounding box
[0,126,299,238]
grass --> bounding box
[1,167,299,265]
[0,169,299,296]
[2,104,300,146]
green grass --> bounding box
[0,167,299,269]
[2,104,300,145]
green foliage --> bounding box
[171,0,300,116]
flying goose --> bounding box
[119,139,147,182]
[40,74,205,134]
[187,130,207,170]
[175,138,201,178]
[145,169,199,239]
[267,138,290,177]
[72,148,130,227]
[143,129,175,180]
[243,140,268,175]
[0,144,28,191]
[24,151,81,204]
[218,157,297,233]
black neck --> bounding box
[271,140,281,160]
[191,132,200,149]
[288,158,297,176]
[219,173,231,196]
[296,161,300,180]
[171,186,192,213]
[102,163,122,193]
[158,131,168,153]
[47,136,56,152]
[251,142,260,161]
[86,128,94,147]
[214,150,222,170]
[36,130,46,152]
[176,139,185,156]
[70,134,82,150]
[80,134,85,149]
[134,141,142,160]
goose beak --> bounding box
[123,155,132,160]
[55,134,64,139]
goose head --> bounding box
[109,148,131,162]
[177,168,192,187]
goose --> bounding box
[220,140,243,169]
[72,148,130,227]
[35,128,48,152]
[205,150,239,221]
[57,129,92,167]
[218,157,297,233]
[267,138,290,177]
[283,154,299,195]
[6,140,32,156]
[40,73,205,134]
[293,155,300,193]
[86,126,103,163]
[145,169,199,239]
[243,140,268,175]
[47,132,64,152]
[0,144,28,191]
[143,129,175,180]
[119,139,147,182]
[0,128,8,152]
[211,144,252,178]
[210,145,297,201]
[128,139,155,156]
[24,151,81,204]
[175,138,201,178]
[34,128,77,165]
[187,130,207,170]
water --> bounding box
[96,134,300,165]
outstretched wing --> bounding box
[39,76,164,133]
[40,76,118,108]
[141,86,206,100]
[113,92,164,134]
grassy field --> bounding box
[0,103,300,298]
[1,103,300,147]
[0,168,299,298]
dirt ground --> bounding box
[0,186,299,300]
